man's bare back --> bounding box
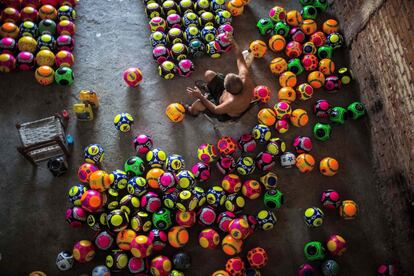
[219,76,254,117]
[186,37,255,119]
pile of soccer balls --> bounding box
[250,1,366,140]
[0,0,77,86]
[145,0,243,79]
[58,132,285,274]
[213,246,269,275]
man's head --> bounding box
[224,73,243,94]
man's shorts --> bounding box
[204,73,233,122]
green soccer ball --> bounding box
[347,102,366,120]
[256,18,274,36]
[152,208,173,230]
[288,58,304,75]
[313,123,332,141]
[263,189,283,209]
[313,0,329,12]
[301,5,318,20]
[304,241,326,261]
[329,106,347,124]
[317,45,333,59]
[54,66,74,85]
[124,156,145,177]
[273,21,290,37]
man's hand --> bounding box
[187,86,204,99]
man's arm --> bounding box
[232,39,249,79]
[187,87,230,115]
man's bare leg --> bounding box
[187,99,206,116]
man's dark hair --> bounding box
[224,73,243,94]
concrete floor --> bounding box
[0,0,406,275]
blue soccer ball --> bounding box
[114,112,134,132]
[68,184,87,206]
[185,26,201,43]
[201,25,217,43]
[165,154,185,173]
[188,39,206,57]
[127,176,148,197]
[176,170,196,190]
[304,207,324,227]
[236,156,256,175]
[84,143,105,165]
[111,169,129,190]
[252,124,271,143]
[146,148,167,168]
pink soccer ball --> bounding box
[123,67,143,87]
[275,119,289,134]
[0,37,16,54]
[72,240,95,263]
[94,230,114,250]
[293,136,313,153]
[217,211,236,232]
[80,189,104,213]
[16,51,35,71]
[0,53,16,73]
[56,35,75,51]
[191,162,211,182]
[198,206,217,226]
[221,174,241,193]
[218,23,234,35]
[150,255,172,276]
[152,45,169,65]
[238,134,257,153]
[65,206,87,227]
[133,134,153,155]
[158,171,177,194]
[177,59,194,77]
[55,50,75,67]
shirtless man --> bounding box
[186,38,254,121]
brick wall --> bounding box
[332,0,414,271]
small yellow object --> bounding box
[79,90,100,108]
[73,103,94,121]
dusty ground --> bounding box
[0,0,408,275]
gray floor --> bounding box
[0,0,400,275]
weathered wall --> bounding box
[332,0,414,271]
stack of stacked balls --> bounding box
[249,1,366,141]
[60,130,285,275]
[145,0,249,79]
[0,0,78,85]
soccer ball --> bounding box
[176,170,196,190]
[266,137,286,156]
[191,162,211,182]
[236,156,255,175]
[321,189,340,209]
[217,136,237,155]
[216,155,236,175]
[255,151,275,172]
[293,136,313,153]
[252,124,271,143]
[133,134,153,155]
[280,152,296,168]
[114,113,134,132]
[304,207,324,227]
[111,169,129,190]
[206,186,226,208]
[238,134,257,153]
[68,184,87,206]
[92,265,111,276]
[197,143,218,163]
[56,250,74,271]
[314,100,331,119]
[326,235,347,256]
[247,247,268,269]
[165,154,185,173]
[260,172,279,190]
[146,148,167,168]
[54,66,74,85]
